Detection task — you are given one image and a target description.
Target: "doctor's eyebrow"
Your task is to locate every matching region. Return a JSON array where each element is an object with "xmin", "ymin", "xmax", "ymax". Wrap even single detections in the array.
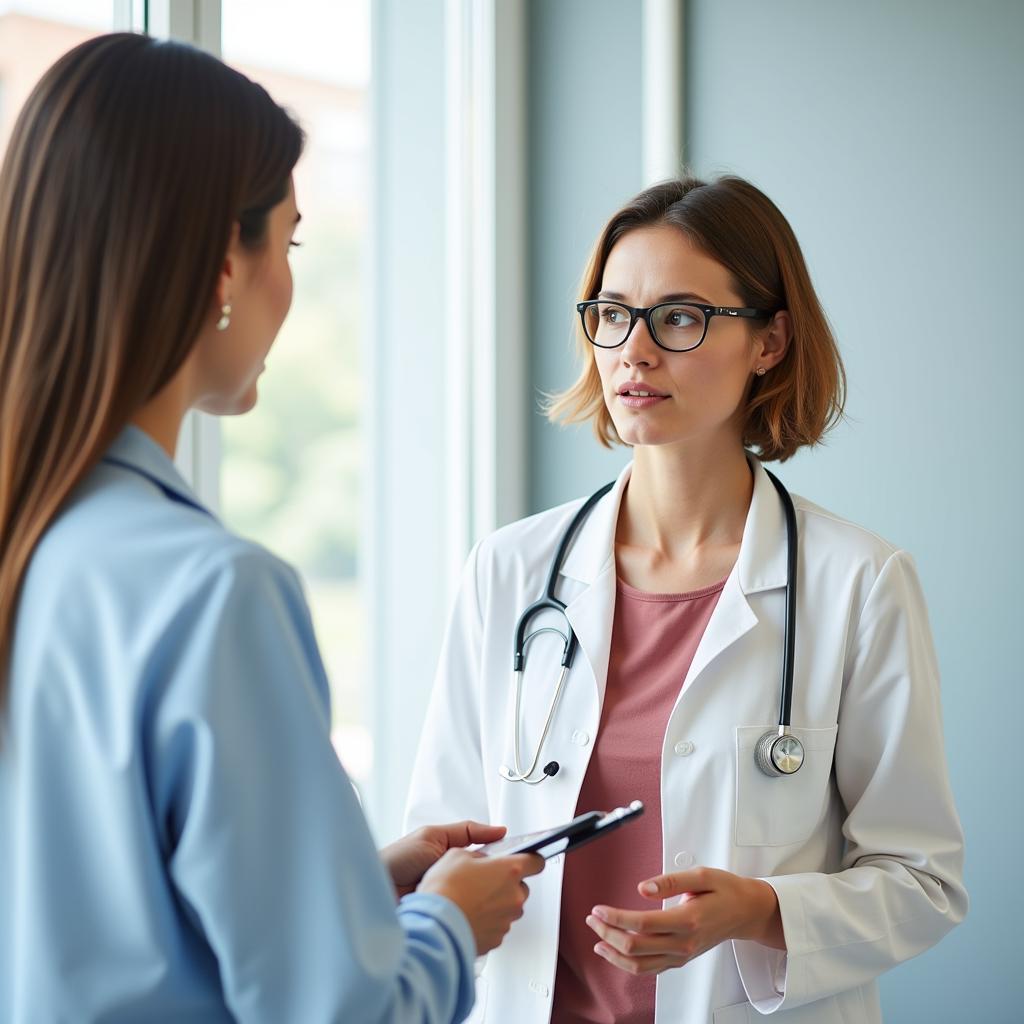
[{"xmin": 597, "ymin": 289, "xmax": 713, "ymax": 305}]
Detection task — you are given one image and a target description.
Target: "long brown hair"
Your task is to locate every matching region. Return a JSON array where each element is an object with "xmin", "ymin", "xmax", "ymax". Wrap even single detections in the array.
[
  {"xmin": 0, "ymin": 33, "xmax": 304, "ymax": 709},
  {"xmin": 547, "ymin": 175, "xmax": 846, "ymax": 460}
]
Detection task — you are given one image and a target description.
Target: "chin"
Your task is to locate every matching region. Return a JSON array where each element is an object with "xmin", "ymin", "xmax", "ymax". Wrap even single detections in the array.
[
  {"xmin": 197, "ymin": 386, "xmax": 259, "ymax": 417},
  {"xmin": 613, "ymin": 419, "xmax": 680, "ymax": 448},
  {"xmin": 235, "ymin": 385, "xmax": 260, "ymax": 414}
]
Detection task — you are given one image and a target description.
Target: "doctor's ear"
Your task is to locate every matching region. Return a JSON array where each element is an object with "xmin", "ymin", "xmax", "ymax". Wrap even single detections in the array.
[{"xmin": 754, "ymin": 310, "xmax": 792, "ymax": 373}]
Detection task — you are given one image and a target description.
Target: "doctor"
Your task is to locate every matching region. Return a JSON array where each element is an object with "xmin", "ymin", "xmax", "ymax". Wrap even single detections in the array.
[
  {"xmin": 406, "ymin": 175, "xmax": 967, "ymax": 1023},
  {"xmin": 0, "ymin": 34, "xmax": 542, "ymax": 1022}
]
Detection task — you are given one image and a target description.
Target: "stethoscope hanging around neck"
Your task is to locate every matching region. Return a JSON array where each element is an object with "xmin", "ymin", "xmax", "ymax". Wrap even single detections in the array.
[
  {"xmin": 754, "ymin": 470, "xmax": 805, "ymax": 777},
  {"xmin": 498, "ymin": 482, "xmax": 614, "ymax": 784},
  {"xmin": 498, "ymin": 468, "xmax": 804, "ymax": 785}
]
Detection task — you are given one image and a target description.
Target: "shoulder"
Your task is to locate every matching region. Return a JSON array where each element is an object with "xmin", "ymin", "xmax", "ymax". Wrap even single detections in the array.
[
  {"xmin": 444, "ymin": 493, "xmax": 600, "ymax": 616},
  {"xmin": 787, "ymin": 491, "xmax": 927, "ymax": 631},
  {"xmin": 791, "ymin": 491, "xmax": 901, "ymax": 569},
  {"xmin": 484, "ymin": 495, "xmax": 588, "ymax": 552},
  {"xmin": 29, "ymin": 460, "xmax": 305, "ymax": 625}
]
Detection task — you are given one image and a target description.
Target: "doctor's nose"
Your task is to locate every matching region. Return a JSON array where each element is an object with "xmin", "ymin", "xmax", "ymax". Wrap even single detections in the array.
[{"xmin": 620, "ymin": 317, "xmax": 661, "ymax": 369}]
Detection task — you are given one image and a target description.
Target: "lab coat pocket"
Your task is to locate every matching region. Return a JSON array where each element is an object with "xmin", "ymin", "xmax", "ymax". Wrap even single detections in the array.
[
  {"xmin": 712, "ymin": 1001, "xmax": 751, "ymax": 1024},
  {"xmin": 734, "ymin": 724, "xmax": 838, "ymax": 847},
  {"xmin": 714, "ymin": 997, "xmax": 850, "ymax": 1024}
]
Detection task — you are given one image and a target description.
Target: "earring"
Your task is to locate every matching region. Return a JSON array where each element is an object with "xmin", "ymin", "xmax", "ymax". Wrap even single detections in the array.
[
  {"xmin": 216, "ymin": 302, "xmax": 232, "ymax": 331},
  {"xmin": 755, "ymin": 366, "xmax": 766, "ymax": 376}
]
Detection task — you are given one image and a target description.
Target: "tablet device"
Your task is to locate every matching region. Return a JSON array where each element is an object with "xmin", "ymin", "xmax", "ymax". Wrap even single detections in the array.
[{"xmin": 481, "ymin": 801, "xmax": 644, "ymax": 859}]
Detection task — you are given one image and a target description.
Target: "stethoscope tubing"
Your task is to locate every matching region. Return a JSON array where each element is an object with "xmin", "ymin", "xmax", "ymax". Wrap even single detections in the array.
[
  {"xmin": 512, "ymin": 481, "xmax": 614, "ymax": 674},
  {"xmin": 764, "ymin": 469, "xmax": 797, "ymax": 729},
  {"xmin": 503, "ymin": 468, "xmax": 801, "ymax": 783}
]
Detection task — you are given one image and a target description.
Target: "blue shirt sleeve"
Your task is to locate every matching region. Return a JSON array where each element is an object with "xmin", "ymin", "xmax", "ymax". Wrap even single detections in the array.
[{"xmin": 142, "ymin": 542, "xmax": 476, "ymax": 1023}]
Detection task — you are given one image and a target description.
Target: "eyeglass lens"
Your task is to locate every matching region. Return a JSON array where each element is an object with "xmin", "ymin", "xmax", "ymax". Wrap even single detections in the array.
[{"xmin": 583, "ymin": 302, "xmax": 707, "ymax": 351}]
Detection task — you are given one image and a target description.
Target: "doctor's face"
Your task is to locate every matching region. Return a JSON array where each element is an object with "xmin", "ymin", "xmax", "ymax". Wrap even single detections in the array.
[{"xmin": 592, "ymin": 224, "xmax": 766, "ymax": 450}]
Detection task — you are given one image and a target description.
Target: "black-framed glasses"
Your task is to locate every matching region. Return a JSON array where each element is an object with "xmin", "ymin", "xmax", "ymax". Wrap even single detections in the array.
[{"xmin": 576, "ymin": 299, "xmax": 775, "ymax": 353}]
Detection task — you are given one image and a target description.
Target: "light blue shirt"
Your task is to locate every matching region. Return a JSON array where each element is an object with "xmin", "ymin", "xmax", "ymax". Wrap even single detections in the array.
[{"xmin": 0, "ymin": 427, "xmax": 475, "ymax": 1023}]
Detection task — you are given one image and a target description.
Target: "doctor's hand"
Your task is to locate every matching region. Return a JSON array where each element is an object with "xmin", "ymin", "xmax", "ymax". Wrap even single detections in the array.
[
  {"xmin": 585, "ymin": 867, "xmax": 785, "ymax": 976},
  {"xmin": 420, "ymin": 848, "xmax": 545, "ymax": 955},
  {"xmin": 380, "ymin": 820, "xmax": 509, "ymax": 899}
]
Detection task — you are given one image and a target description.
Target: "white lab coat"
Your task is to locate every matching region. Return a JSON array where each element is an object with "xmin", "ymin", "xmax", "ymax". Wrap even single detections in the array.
[{"xmin": 405, "ymin": 459, "xmax": 966, "ymax": 1024}]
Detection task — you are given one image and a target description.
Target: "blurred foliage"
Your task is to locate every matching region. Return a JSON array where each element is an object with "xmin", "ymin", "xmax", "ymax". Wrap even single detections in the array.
[
  {"xmin": 221, "ymin": 214, "xmax": 366, "ymax": 729},
  {"xmin": 222, "ymin": 215, "xmax": 362, "ymax": 578}
]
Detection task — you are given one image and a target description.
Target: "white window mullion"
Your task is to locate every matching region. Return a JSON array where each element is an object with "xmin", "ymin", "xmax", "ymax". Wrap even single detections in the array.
[
  {"xmin": 368, "ymin": 0, "xmax": 528, "ymax": 841},
  {"xmin": 113, "ymin": 0, "xmax": 145, "ymax": 30},
  {"xmin": 148, "ymin": 0, "xmax": 220, "ymax": 52},
  {"xmin": 444, "ymin": 0, "xmax": 473, "ymax": 594},
  {"xmin": 446, "ymin": 0, "xmax": 527, "ymax": 588},
  {"xmin": 485, "ymin": 0, "xmax": 527, "ymax": 533},
  {"xmin": 642, "ymin": 0, "xmax": 685, "ymax": 184}
]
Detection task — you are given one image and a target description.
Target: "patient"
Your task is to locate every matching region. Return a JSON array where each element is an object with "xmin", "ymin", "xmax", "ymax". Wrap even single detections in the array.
[{"xmin": 0, "ymin": 32, "xmax": 540, "ymax": 1022}]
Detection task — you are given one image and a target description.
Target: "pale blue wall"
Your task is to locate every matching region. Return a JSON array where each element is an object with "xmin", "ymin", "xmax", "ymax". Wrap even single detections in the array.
[
  {"xmin": 528, "ymin": 2, "xmax": 1022, "ymax": 1019},
  {"xmin": 528, "ymin": 0, "xmax": 638, "ymax": 505}
]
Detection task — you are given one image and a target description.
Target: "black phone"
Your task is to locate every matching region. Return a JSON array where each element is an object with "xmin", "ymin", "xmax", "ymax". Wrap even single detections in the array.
[{"xmin": 481, "ymin": 801, "xmax": 644, "ymax": 859}]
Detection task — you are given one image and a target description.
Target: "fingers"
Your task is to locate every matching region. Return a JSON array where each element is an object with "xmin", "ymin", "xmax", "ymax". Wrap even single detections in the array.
[
  {"xmin": 586, "ymin": 914, "xmax": 686, "ymax": 957},
  {"xmin": 638, "ymin": 866, "xmax": 715, "ymax": 900},
  {"xmin": 439, "ymin": 820, "xmax": 508, "ymax": 848},
  {"xmin": 514, "ymin": 882, "xmax": 529, "ymax": 919},
  {"xmin": 506, "ymin": 852, "xmax": 545, "ymax": 878},
  {"xmin": 590, "ymin": 905, "xmax": 665, "ymax": 934},
  {"xmin": 593, "ymin": 942, "xmax": 688, "ymax": 976}
]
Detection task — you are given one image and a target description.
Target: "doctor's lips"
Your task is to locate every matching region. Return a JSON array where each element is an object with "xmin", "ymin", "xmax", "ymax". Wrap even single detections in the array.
[{"xmin": 616, "ymin": 380, "xmax": 669, "ymax": 409}]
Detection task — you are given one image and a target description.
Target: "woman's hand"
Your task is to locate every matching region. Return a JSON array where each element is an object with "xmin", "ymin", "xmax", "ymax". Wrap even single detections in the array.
[
  {"xmin": 420, "ymin": 848, "xmax": 545, "ymax": 954},
  {"xmin": 585, "ymin": 867, "xmax": 785, "ymax": 976},
  {"xmin": 380, "ymin": 820, "xmax": 507, "ymax": 899}
]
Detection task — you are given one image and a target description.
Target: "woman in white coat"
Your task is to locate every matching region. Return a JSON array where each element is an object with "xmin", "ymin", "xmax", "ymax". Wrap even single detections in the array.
[{"xmin": 406, "ymin": 176, "xmax": 966, "ymax": 1024}]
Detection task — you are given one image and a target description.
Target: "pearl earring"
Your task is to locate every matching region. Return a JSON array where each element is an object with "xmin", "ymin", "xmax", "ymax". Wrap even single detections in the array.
[
  {"xmin": 755, "ymin": 366, "xmax": 766, "ymax": 376},
  {"xmin": 216, "ymin": 303, "xmax": 232, "ymax": 331}
]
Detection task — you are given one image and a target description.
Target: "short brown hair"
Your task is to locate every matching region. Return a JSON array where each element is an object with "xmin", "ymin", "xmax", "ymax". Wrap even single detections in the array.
[
  {"xmin": 546, "ymin": 175, "xmax": 845, "ymax": 461},
  {"xmin": 0, "ymin": 34, "xmax": 304, "ymax": 711}
]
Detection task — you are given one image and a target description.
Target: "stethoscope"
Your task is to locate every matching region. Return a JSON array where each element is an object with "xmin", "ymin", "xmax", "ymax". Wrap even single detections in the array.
[{"xmin": 498, "ymin": 470, "xmax": 805, "ymax": 784}]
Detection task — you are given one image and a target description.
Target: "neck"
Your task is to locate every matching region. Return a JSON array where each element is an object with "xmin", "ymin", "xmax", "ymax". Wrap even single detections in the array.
[
  {"xmin": 131, "ymin": 365, "xmax": 193, "ymax": 459},
  {"xmin": 619, "ymin": 438, "xmax": 753, "ymax": 558}
]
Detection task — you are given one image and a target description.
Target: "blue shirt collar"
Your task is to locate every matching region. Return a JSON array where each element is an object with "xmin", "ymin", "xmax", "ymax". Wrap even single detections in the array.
[{"xmin": 102, "ymin": 425, "xmax": 210, "ymax": 516}]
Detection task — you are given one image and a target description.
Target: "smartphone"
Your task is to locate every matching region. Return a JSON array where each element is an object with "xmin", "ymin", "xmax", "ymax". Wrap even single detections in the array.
[{"xmin": 481, "ymin": 801, "xmax": 644, "ymax": 859}]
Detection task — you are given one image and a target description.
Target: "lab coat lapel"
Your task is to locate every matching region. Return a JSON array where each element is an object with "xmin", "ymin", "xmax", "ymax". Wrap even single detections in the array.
[
  {"xmin": 679, "ymin": 458, "xmax": 789, "ymax": 695},
  {"xmin": 563, "ymin": 563, "xmax": 617, "ymax": 708},
  {"xmin": 554, "ymin": 458, "xmax": 790, "ymax": 708},
  {"xmin": 679, "ymin": 572, "xmax": 757, "ymax": 694}
]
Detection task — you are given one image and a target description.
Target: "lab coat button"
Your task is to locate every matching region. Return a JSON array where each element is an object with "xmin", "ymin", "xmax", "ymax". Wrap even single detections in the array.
[
  {"xmin": 571, "ymin": 730, "xmax": 590, "ymax": 746},
  {"xmin": 529, "ymin": 979, "xmax": 550, "ymax": 998},
  {"xmin": 674, "ymin": 851, "xmax": 695, "ymax": 869},
  {"xmin": 674, "ymin": 740, "xmax": 695, "ymax": 756}
]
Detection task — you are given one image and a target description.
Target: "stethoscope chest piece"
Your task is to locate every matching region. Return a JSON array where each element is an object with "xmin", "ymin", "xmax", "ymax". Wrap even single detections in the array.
[{"xmin": 755, "ymin": 728, "xmax": 805, "ymax": 777}]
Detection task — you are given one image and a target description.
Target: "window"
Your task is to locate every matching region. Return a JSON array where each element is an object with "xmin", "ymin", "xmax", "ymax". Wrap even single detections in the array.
[
  {"xmin": 0, "ymin": 2, "xmax": 115, "ymax": 156},
  {"xmin": 218, "ymin": 1, "xmax": 373, "ymax": 789}
]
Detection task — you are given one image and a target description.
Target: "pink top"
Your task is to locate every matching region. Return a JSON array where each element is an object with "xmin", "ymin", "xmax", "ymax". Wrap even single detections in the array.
[{"xmin": 551, "ymin": 575, "xmax": 726, "ymax": 1024}]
